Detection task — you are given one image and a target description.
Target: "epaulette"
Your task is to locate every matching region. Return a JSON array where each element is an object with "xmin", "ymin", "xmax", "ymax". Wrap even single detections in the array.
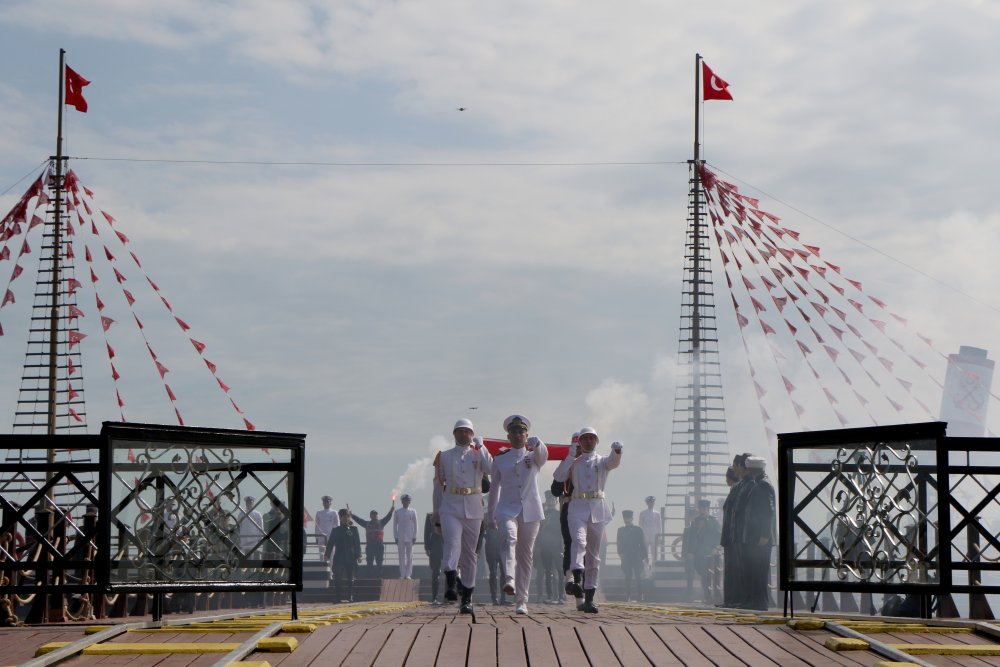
[{"xmin": 496, "ymin": 448, "xmax": 510, "ymax": 455}]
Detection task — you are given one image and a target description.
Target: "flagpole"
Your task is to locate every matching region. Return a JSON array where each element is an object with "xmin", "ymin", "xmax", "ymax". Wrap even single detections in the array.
[
  {"xmin": 690, "ymin": 53, "xmax": 704, "ymax": 503},
  {"xmin": 48, "ymin": 49, "xmax": 66, "ymax": 439}
]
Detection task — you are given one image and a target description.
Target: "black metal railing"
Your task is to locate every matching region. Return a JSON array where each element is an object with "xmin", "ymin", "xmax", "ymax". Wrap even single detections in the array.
[
  {"xmin": 779, "ymin": 421, "xmax": 1000, "ymax": 618},
  {"xmin": 0, "ymin": 421, "xmax": 305, "ymax": 622}
]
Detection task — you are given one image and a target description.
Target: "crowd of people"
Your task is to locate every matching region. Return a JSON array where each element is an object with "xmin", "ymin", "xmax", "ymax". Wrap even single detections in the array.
[{"xmin": 312, "ymin": 422, "xmax": 775, "ymax": 613}]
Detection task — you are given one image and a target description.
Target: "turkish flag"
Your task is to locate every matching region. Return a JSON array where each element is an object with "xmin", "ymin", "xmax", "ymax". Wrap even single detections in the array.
[
  {"xmin": 481, "ymin": 438, "xmax": 571, "ymax": 461},
  {"xmin": 702, "ymin": 61, "xmax": 733, "ymax": 101},
  {"xmin": 65, "ymin": 65, "xmax": 90, "ymax": 112}
]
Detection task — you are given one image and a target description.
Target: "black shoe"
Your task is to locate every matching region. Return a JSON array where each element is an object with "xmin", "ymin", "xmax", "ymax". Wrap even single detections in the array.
[
  {"xmin": 444, "ymin": 570, "xmax": 458, "ymax": 601},
  {"xmin": 580, "ymin": 588, "xmax": 598, "ymax": 614},
  {"xmin": 459, "ymin": 582, "xmax": 475, "ymax": 615},
  {"xmin": 566, "ymin": 569, "xmax": 583, "ymax": 597}
]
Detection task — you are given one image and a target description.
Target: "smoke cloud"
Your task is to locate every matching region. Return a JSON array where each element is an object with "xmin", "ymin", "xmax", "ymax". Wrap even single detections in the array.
[{"xmin": 390, "ymin": 435, "xmax": 450, "ymax": 500}]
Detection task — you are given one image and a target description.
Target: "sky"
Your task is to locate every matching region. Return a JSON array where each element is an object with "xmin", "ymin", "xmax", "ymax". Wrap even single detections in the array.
[{"xmin": 2, "ymin": 1, "xmax": 1000, "ymax": 531}]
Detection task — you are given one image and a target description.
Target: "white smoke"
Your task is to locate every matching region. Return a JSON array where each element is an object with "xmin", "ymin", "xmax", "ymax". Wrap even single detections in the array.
[
  {"xmin": 390, "ymin": 435, "xmax": 450, "ymax": 500},
  {"xmin": 584, "ymin": 378, "xmax": 650, "ymax": 435}
]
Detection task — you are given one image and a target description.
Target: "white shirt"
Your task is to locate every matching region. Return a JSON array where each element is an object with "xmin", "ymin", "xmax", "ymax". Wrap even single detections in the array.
[
  {"xmin": 238, "ymin": 508, "xmax": 264, "ymax": 548},
  {"xmin": 552, "ymin": 449, "xmax": 621, "ymax": 523},
  {"xmin": 488, "ymin": 441, "xmax": 549, "ymax": 523},
  {"xmin": 432, "ymin": 443, "xmax": 493, "ymax": 520},
  {"xmin": 393, "ymin": 506, "xmax": 418, "ymax": 542},
  {"xmin": 639, "ymin": 508, "xmax": 659, "ymax": 546},
  {"xmin": 315, "ymin": 508, "xmax": 340, "ymax": 538}
]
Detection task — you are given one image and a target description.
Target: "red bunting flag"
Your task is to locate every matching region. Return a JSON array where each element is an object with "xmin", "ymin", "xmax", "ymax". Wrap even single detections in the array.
[
  {"xmin": 65, "ymin": 65, "xmax": 90, "ymax": 112},
  {"xmin": 3, "ymin": 289, "xmax": 16, "ymax": 307},
  {"xmin": 702, "ymin": 61, "xmax": 733, "ymax": 101},
  {"xmin": 69, "ymin": 407, "xmax": 83, "ymax": 422}
]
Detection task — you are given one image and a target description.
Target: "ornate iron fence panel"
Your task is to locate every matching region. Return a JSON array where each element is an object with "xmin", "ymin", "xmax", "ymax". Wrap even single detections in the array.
[
  {"xmin": 778, "ymin": 422, "xmax": 947, "ymax": 595},
  {"xmin": 103, "ymin": 422, "xmax": 305, "ymax": 592},
  {"xmin": 0, "ymin": 422, "xmax": 305, "ymax": 597},
  {"xmin": 0, "ymin": 434, "xmax": 107, "ymax": 594},
  {"xmin": 940, "ymin": 437, "xmax": 1000, "ymax": 595}
]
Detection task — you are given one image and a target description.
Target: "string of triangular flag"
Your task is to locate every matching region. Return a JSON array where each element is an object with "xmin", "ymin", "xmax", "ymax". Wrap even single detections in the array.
[{"xmin": 699, "ymin": 164, "xmax": 985, "ymax": 431}]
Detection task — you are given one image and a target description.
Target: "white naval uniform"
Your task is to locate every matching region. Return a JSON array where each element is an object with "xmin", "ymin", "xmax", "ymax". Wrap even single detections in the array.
[
  {"xmin": 393, "ymin": 506, "xmax": 419, "ymax": 578},
  {"xmin": 638, "ymin": 508, "xmax": 659, "ymax": 563},
  {"xmin": 552, "ymin": 448, "xmax": 622, "ymax": 589},
  {"xmin": 315, "ymin": 508, "xmax": 340, "ymax": 556},
  {"xmin": 487, "ymin": 440, "xmax": 549, "ymax": 605},
  {"xmin": 239, "ymin": 508, "xmax": 265, "ymax": 551},
  {"xmin": 432, "ymin": 443, "xmax": 493, "ymax": 588}
]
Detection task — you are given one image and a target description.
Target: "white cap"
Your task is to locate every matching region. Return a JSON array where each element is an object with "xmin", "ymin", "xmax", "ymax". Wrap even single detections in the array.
[
  {"xmin": 578, "ymin": 426, "xmax": 599, "ymax": 443},
  {"xmin": 503, "ymin": 414, "xmax": 531, "ymax": 432},
  {"xmin": 453, "ymin": 418, "xmax": 475, "ymax": 433},
  {"xmin": 745, "ymin": 456, "xmax": 766, "ymax": 470}
]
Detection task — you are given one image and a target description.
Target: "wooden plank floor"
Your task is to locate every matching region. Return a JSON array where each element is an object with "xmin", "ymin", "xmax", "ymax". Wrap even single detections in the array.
[
  {"xmin": 12, "ymin": 602, "xmax": 1000, "ymax": 666},
  {"xmin": 241, "ymin": 602, "xmax": 896, "ymax": 666}
]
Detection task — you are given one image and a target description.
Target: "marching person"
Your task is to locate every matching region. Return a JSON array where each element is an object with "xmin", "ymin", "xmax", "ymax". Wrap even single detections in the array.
[
  {"xmin": 551, "ymin": 431, "xmax": 581, "ymax": 608},
  {"xmin": 739, "ymin": 456, "xmax": 775, "ymax": 611},
  {"xmin": 423, "ymin": 512, "xmax": 444, "ymax": 603},
  {"xmin": 617, "ymin": 510, "xmax": 648, "ymax": 601},
  {"xmin": 552, "ymin": 426, "xmax": 622, "ymax": 613},
  {"xmin": 352, "ymin": 502, "xmax": 395, "ymax": 578},
  {"xmin": 432, "ymin": 418, "xmax": 493, "ymax": 615},
  {"xmin": 314, "ymin": 495, "xmax": 339, "ymax": 557},
  {"xmin": 487, "ymin": 414, "xmax": 549, "ymax": 615},
  {"xmin": 325, "ymin": 508, "xmax": 362, "ymax": 602},
  {"xmin": 638, "ymin": 495, "xmax": 660, "ymax": 564},
  {"xmin": 393, "ymin": 494, "xmax": 418, "ymax": 579}
]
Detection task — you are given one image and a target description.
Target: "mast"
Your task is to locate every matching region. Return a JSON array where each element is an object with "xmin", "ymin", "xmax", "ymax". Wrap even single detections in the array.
[
  {"xmin": 663, "ymin": 54, "xmax": 731, "ymax": 562},
  {"xmin": 48, "ymin": 49, "xmax": 66, "ymax": 439}
]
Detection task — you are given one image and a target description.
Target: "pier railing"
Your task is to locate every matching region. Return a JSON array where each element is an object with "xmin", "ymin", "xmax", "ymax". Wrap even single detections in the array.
[
  {"xmin": 0, "ymin": 421, "xmax": 305, "ymax": 622},
  {"xmin": 778, "ymin": 421, "xmax": 1000, "ymax": 618}
]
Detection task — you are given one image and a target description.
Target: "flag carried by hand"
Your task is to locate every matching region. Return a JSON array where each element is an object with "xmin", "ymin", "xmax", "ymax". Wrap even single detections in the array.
[
  {"xmin": 65, "ymin": 65, "xmax": 90, "ymax": 112},
  {"xmin": 702, "ymin": 61, "xmax": 733, "ymax": 101}
]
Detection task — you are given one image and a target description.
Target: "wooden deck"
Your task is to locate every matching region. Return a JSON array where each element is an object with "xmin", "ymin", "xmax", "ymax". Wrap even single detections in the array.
[
  {"xmin": 236, "ymin": 602, "xmax": 904, "ymax": 666},
  {"xmin": 11, "ymin": 601, "xmax": 1000, "ymax": 665}
]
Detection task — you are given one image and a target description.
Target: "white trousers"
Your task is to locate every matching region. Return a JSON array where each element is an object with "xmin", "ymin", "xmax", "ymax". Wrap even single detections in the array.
[
  {"xmin": 500, "ymin": 515, "xmax": 540, "ymax": 604},
  {"xmin": 397, "ymin": 541, "xmax": 414, "ymax": 578},
  {"xmin": 569, "ymin": 515, "xmax": 607, "ymax": 590},
  {"xmin": 441, "ymin": 513, "xmax": 481, "ymax": 588}
]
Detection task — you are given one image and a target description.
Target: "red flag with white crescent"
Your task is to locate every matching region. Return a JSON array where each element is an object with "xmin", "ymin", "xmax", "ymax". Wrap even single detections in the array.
[{"xmin": 702, "ymin": 61, "xmax": 733, "ymax": 101}]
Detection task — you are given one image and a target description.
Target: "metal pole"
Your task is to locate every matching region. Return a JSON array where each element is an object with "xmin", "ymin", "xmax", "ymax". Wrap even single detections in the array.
[
  {"xmin": 691, "ymin": 53, "xmax": 703, "ymax": 502},
  {"xmin": 48, "ymin": 49, "xmax": 66, "ymax": 440}
]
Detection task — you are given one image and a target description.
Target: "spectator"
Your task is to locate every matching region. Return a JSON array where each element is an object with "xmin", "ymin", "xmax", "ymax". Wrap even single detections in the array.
[
  {"xmin": 617, "ymin": 510, "xmax": 647, "ymax": 602},
  {"xmin": 352, "ymin": 502, "xmax": 395, "ymax": 578}
]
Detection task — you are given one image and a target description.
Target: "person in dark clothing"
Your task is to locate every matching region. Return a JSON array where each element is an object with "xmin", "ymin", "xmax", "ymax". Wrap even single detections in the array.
[
  {"xmin": 424, "ymin": 512, "xmax": 444, "ymax": 603},
  {"xmin": 352, "ymin": 502, "xmax": 395, "ymax": 578},
  {"xmin": 739, "ymin": 456, "xmax": 775, "ymax": 611},
  {"xmin": 534, "ymin": 492, "xmax": 563, "ymax": 603},
  {"xmin": 483, "ymin": 522, "xmax": 508, "ymax": 605},
  {"xmin": 325, "ymin": 509, "xmax": 362, "ymax": 602},
  {"xmin": 552, "ymin": 432, "xmax": 582, "ymax": 608},
  {"xmin": 616, "ymin": 510, "xmax": 647, "ymax": 601},
  {"xmin": 682, "ymin": 498, "xmax": 722, "ymax": 602},
  {"xmin": 720, "ymin": 454, "xmax": 751, "ymax": 607}
]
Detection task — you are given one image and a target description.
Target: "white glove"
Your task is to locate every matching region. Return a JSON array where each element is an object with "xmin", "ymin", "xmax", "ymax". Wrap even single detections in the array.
[
  {"xmin": 611, "ymin": 441, "xmax": 623, "ymax": 453},
  {"xmin": 472, "ymin": 436, "xmax": 483, "ymax": 448},
  {"xmin": 526, "ymin": 436, "xmax": 542, "ymax": 451}
]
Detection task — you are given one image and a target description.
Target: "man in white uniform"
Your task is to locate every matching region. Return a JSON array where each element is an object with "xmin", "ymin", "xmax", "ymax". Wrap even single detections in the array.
[
  {"xmin": 315, "ymin": 495, "xmax": 339, "ymax": 558},
  {"xmin": 393, "ymin": 494, "xmax": 418, "ymax": 578},
  {"xmin": 639, "ymin": 495, "xmax": 660, "ymax": 565},
  {"xmin": 238, "ymin": 495, "xmax": 265, "ymax": 553},
  {"xmin": 552, "ymin": 426, "xmax": 622, "ymax": 613},
  {"xmin": 487, "ymin": 414, "xmax": 549, "ymax": 615},
  {"xmin": 432, "ymin": 418, "xmax": 493, "ymax": 614}
]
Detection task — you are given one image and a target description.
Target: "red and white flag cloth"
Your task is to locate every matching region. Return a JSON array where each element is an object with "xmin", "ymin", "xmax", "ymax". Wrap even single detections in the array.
[
  {"xmin": 702, "ymin": 61, "xmax": 733, "ymax": 101},
  {"xmin": 65, "ymin": 65, "xmax": 90, "ymax": 112}
]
